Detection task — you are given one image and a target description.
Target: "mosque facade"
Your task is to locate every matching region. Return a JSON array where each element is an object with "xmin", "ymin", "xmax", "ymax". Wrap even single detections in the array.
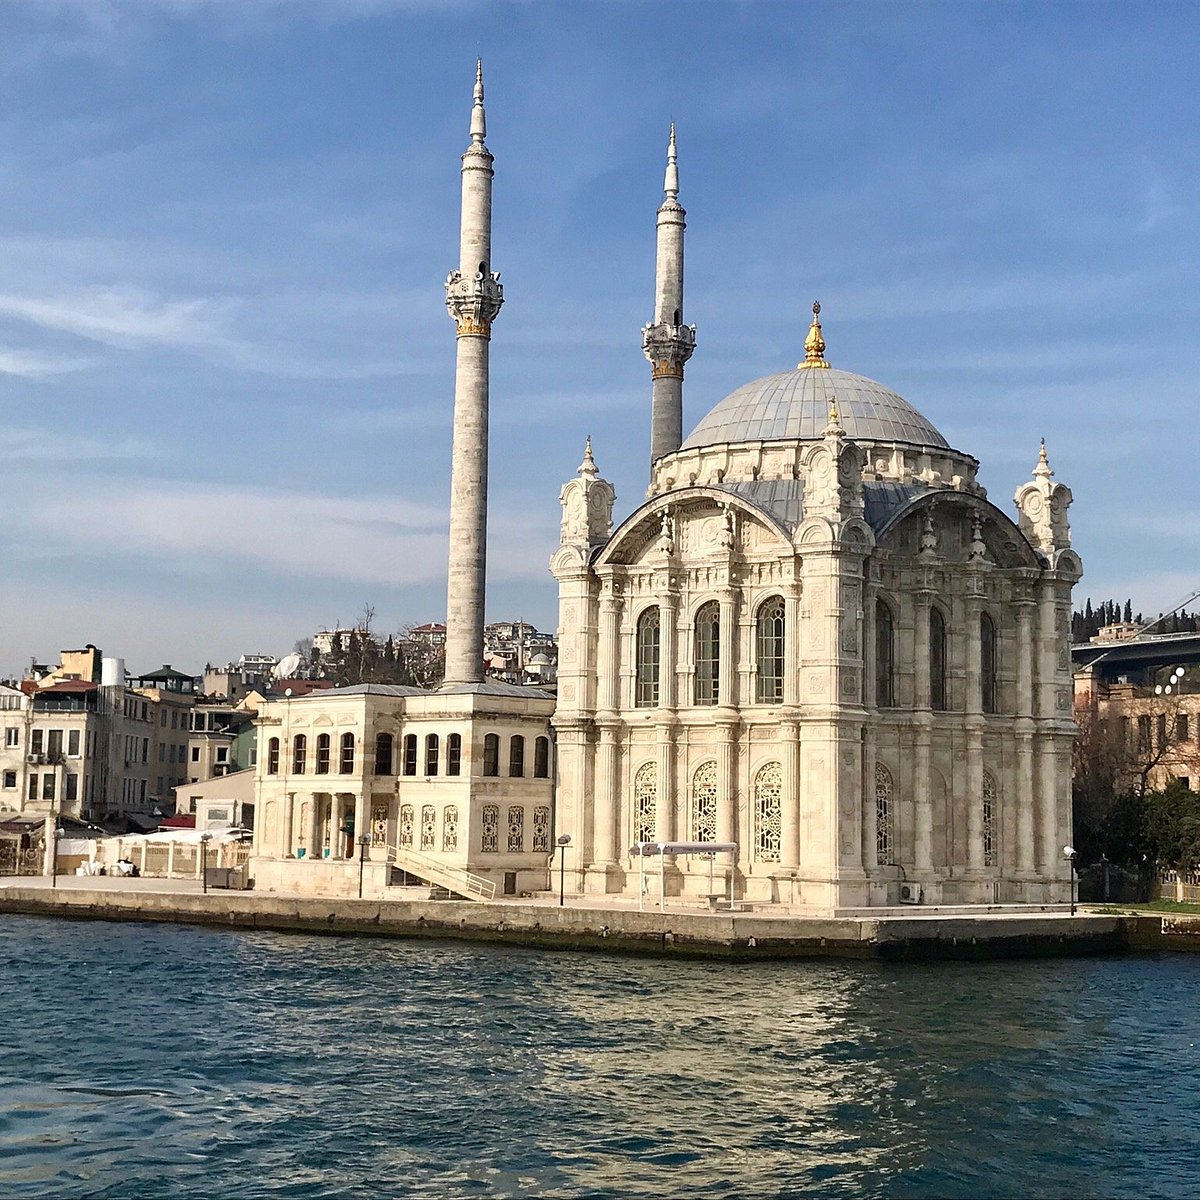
[{"xmin": 552, "ymin": 133, "xmax": 1082, "ymax": 909}]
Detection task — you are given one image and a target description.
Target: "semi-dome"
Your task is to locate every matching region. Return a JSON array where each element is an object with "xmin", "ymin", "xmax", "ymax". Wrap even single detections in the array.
[{"xmin": 680, "ymin": 304, "xmax": 949, "ymax": 452}]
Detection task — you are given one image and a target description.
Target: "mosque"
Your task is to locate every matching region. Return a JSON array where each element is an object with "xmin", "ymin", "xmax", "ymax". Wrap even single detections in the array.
[{"xmin": 251, "ymin": 65, "xmax": 1080, "ymax": 911}]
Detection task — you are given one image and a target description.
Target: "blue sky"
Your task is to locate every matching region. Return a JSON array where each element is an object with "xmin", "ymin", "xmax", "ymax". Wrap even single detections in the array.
[{"xmin": 0, "ymin": 0, "xmax": 1197, "ymax": 675}]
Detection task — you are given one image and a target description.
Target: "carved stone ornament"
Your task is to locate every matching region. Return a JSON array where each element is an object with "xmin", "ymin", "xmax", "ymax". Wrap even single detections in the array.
[
  {"xmin": 445, "ymin": 268, "xmax": 504, "ymax": 336},
  {"xmin": 642, "ymin": 320, "xmax": 696, "ymax": 378}
]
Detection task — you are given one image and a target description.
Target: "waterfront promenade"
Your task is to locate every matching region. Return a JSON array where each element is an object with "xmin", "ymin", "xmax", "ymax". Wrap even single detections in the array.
[{"xmin": 1, "ymin": 875, "xmax": 1190, "ymax": 960}]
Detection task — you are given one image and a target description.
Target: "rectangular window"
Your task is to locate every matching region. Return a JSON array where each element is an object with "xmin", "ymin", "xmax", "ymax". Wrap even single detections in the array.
[
  {"xmin": 1138, "ymin": 715, "xmax": 1151, "ymax": 753},
  {"xmin": 65, "ymin": 773, "xmax": 78, "ymax": 802},
  {"xmin": 31, "ymin": 729, "xmax": 44, "ymax": 755},
  {"xmin": 171, "ymin": 711, "xmax": 178, "ymax": 730},
  {"xmin": 483, "ymin": 734, "xmax": 499, "ymax": 778},
  {"xmin": 1157, "ymin": 713, "xmax": 1167, "ymax": 751},
  {"xmin": 28, "ymin": 774, "xmax": 37, "ymax": 800},
  {"xmin": 191, "ymin": 746, "xmax": 201, "ymax": 763},
  {"xmin": 5, "ymin": 726, "xmax": 18, "ymax": 748},
  {"xmin": 2, "ymin": 770, "xmax": 15, "ymax": 789},
  {"xmin": 216, "ymin": 747, "xmax": 228, "ymax": 763},
  {"xmin": 161, "ymin": 710, "xmax": 167, "ymax": 726},
  {"xmin": 67, "ymin": 729, "xmax": 80, "ymax": 756},
  {"xmin": 43, "ymin": 774, "xmax": 55, "ymax": 801},
  {"xmin": 403, "ymin": 735, "xmax": 417, "ymax": 777},
  {"xmin": 1177, "ymin": 714, "xmax": 1190, "ymax": 743},
  {"xmin": 447, "ymin": 734, "xmax": 462, "ymax": 777},
  {"xmin": 142, "ymin": 738, "xmax": 149, "ymax": 763},
  {"xmin": 47, "ymin": 729, "xmax": 63, "ymax": 759}
]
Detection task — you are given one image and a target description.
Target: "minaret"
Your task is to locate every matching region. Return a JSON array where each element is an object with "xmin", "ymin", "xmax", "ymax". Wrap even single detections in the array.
[
  {"xmin": 443, "ymin": 60, "xmax": 503, "ymax": 687},
  {"xmin": 642, "ymin": 123, "xmax": 696, "ymax": 473}
]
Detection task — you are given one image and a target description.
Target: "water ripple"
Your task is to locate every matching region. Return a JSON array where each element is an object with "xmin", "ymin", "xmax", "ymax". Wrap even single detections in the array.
[{"xmin": 1, "ymin": 916, "xmax": 1198, "ymax": 1198}]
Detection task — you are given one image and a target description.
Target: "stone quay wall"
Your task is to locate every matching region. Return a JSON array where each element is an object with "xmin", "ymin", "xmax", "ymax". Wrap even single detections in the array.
[{"xmin": 2, "ymin": 886, "xmax": 1190, "ymax": 961}]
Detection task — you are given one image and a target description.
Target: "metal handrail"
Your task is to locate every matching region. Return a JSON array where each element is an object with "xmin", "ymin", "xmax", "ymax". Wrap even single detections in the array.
[{"xmin": 384, "ymin": 843, "xmax": 496, "ymax": 901}]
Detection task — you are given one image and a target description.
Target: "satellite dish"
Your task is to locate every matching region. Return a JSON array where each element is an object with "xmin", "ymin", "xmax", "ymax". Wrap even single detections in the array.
[{"xmin": 273, "ymin": 653, "xmax": 302, "ymax": 680}]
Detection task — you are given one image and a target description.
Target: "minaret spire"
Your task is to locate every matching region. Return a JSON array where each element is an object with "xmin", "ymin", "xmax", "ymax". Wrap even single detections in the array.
[
  {"xmin": 443, "ymin": 61, "xmax": 504, "ymax": 688},
  {"xmin": 642, "ymin": 123, "xmax": 696, "ymax": 476}
]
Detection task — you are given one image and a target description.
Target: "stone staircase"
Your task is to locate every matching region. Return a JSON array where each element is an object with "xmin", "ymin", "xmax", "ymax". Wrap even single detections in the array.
[{"xmin": 384, "ymin": 845, "xmax": 496, "ymax": 902}]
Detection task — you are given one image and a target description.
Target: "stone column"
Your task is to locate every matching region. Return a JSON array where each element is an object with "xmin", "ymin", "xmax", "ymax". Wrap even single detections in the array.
[
  {"xmin": 862, "ymin": 726, "xmax": 878, "ymax": 870},
  {"xmin": 353, "ymin": 792, "xmax": 367, "ymax": 860},
  {"xmin": 914, "ymin": 593, "xmax": 931, "ymax": 710},
  {"xmin": 443, "ymin": 64, "xmax": 503, "ymax": 687},
  {"xmin": 780, "ymin": 719, "xmax": 801, "ymax": 868},
  {"xmin": 656, "ymin": 727, "xmax": 676, "ymax": 843},
  {"xmin": 593, "ymin": 727, "xmax": 619, "ymax": 867},
  {"xmin": 718, "ymin": 589, "xmax": 737, "ymax": 708},
  {"xmin": 596, "ymin": 582, "xmax": 622, "ymax": 712},
  {"xmin": 304, "ymin": 794, "xmax": 319, "ymax": 860},
  {"xmin": 659, "ymin": 593, "xmax": 679, "ymax": 710},
  {"xmin": 282, "ymin": 791, "xmax": 295, "ymax": 858},
  {"xmin": 717, "ymin": 724, "xmax": 736, "ymax": 845},
  {"xmin": 965, "ymin": 596, "xmax": 984, "ymax": 872},
  {"xmin": 783, "ymin": 586, "xmax": 801, "ymax": 708},
  {"xmin": 1015, "ymin": 598, "xmax": 1036, "ymax": 874}
]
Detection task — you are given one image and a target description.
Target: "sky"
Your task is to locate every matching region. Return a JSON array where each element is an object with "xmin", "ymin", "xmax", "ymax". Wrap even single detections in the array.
[{"xmin": 0, "ymin": 0, "xmax": 1198, "ymax": 676}]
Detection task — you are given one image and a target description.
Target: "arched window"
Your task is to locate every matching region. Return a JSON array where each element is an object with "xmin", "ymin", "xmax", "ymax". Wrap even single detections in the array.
[
  {"xmin": 481, "ymin": 804, "xmax": 499, "ymax": 852},
  {"xmin": 442, "ymin": 805, "xmax": 459, "ymax": 851},
  {"xmin": 292, "ymin": 734, "xmax": 307, "ymax": 775},
  {"xmin": 315, "ymin": 733, "xmax": 331, "ymax": 775},
  {"xmin": 402, "ymin": 734, "xmax": 417, "ymax": 776},
  {"xmin": 399, "ymin": 803, "xmax": 414, "ymax": 848},
  {"xmin": 267, "ymin": 737, "xmax": 280, "ymax": 775},
  {"xmin": 373, "ymin": 733, "xmax": 393, "ymax": 776},
  {"xmin": 339, "ymin": 732, "xmax": 355, "ymax": 774},
  {"xmin": 875, "ymin": 763, "xmax": 894, "ymax": 865},
  {"xmin": 420, "ymin": 804, "xmax": 436, "ymax": 850},
  {"xmin": 930, "ymin": 607, "xmax": 947, "ymax": 711},
  {"xmin": 509, "ymin": 735, "xmax": 525, "ymax": 777},
  {"xmin": 424, "ymin": 734, "xmax": 439, "ymax": 777},
  {"xmin": 754, "ymin": 762, "xmax": 782, "ymax": 862},
  {"xmin": 447, "ymin": 733, "xmax": 462, "ymax": 776},
  {"xmin": 983, "ymin": 771, "xmax": 998, "ymax": 867},
  {"xmin": 533, "ymin": 736, "xmax": 550, "ymax": 779},
  {"xmin": 755, "ymin": 595, "xmax": 785, "ymax": 704},
  {"xmin": 981, "ymin": 613, "xmax": 998, "ymax": 714},
  {"xmin": 694, "ymin": 601, "xmax": 720, "ymax": 705},
  {"xmin": 532, "ymin": 806, "xmax": 550, "ymax": 852},
  {"xmin": 634, "ymin": 762, "xmax": 657, "ymax": 844},
  {"xmin": 507, "ymin": 806, "xmax": 524, "ymax": 852},
  {"xmin": 875, "ymin": 600, "xmax": 895, "ymax": 708},
  {"xmin": 483, "ymin": 734, "xmax": 500, "ymax": 777},
  {"xmin": 635, "ymin": 607, "xmax": 661, "ymax": 707},
  {"xmin": 691, "ymin": 761, "xmax": 718, "ymax": 842}
]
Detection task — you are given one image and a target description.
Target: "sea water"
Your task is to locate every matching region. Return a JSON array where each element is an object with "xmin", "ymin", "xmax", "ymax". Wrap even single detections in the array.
[{"xmin": 1, "ymin": 915, "xmax": 1197, "ymax": 1198}]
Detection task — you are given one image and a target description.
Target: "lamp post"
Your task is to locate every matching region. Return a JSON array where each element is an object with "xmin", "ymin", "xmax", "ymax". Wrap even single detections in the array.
[
  {"xmin": 357, "ymin": 833, "xmax": 370, "ymax": 899},
  {"xmin": 1063, "ymin": 845, "xmax": 1078, "ymax": 916},
  {"xmin": 51, "ymin": 822, "xmax": 61, "ymax": 890},
  {"xmin": 556, "ymin": 833, "xmax": 571, "ymax": 907},
  {"xmin": 200, "ymin": 832, "xmax": 213, "ymax": 895}
]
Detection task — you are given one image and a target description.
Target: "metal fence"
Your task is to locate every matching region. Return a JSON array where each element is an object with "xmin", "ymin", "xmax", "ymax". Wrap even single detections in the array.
[
  {"xmin": 0, "ymin": 837, "xmax": 43, "ymax": 877},
  {"xmin": 1157, "ymin": 870, "xmax": 1200, "ymax": 904}
]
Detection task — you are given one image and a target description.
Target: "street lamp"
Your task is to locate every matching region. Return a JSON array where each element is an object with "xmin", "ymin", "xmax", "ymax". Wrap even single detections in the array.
[
  {"xmin": 51, "ymin": 823, "xmax": 62, "ymax": 891},
  {"xmin": 1063, "ymin": 845, "xmax": 1078, "ymax": 916},
  {"xmin": 357, "ymin": 833, "xmax": 370, "ymax": 899},
  {"xmin": 556, "ymin": 833, "xmax": 571, "ymax": 907},
  {"xmin": 200, "ymin": 832, "xmax": 213, "ymax": 895}
]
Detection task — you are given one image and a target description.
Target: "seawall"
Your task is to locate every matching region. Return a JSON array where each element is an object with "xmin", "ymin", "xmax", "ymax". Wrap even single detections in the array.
[{"xmin": 2, "ymin": 886, "xmax": 1190, "ymax": 961}]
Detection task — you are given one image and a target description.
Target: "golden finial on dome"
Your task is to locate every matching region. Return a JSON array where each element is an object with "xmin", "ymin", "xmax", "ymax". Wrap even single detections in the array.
[{"xmin": 799, "ymin": 300, "xmax": 830, "ymax": 369}]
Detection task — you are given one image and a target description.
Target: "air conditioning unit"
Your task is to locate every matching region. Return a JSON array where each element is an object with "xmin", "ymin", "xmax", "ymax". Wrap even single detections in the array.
[
  {"xmin": 26, "ymin": 754, "xmax": 46, "ymax": 765},
  {"xmin": 899, "ymin": 882, "xmax": 923, "ymax": 905}
]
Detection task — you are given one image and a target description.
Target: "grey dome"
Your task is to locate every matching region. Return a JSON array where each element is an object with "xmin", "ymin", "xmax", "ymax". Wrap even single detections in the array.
[{"xmin": 681, "ymin": 367, "xmax": 949, "ymax": 451}]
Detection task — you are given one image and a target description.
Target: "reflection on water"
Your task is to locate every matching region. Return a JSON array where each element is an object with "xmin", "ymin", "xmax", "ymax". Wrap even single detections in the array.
[{"xmin": 1, "ymin": 915, "xmax": 1197, "ymax": 1198}]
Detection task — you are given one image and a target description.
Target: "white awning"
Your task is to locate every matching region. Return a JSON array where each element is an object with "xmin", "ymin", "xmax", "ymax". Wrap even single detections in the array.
[{"xmin": 628, "ymin": 841, "xmax": 738, "ymax": 856}]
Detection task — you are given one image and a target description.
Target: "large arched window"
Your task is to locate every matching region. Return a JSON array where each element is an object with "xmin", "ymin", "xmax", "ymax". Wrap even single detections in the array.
[
  {"xmin": 875, "ymin": 763, "xmax": 894, "ymax": 865},
  {"xmin": 402, "ymin": 734, "xmax": 417, "ymax": 776},
  {"xmin": 930, "ymin": 606, "xmax": 947, "ymax": 711},
  {"xmin": 981, "ymin": 613, "xmax": 998, "ymax": 714},
  {"xmin": 267, "ymin": 737, "xmax": 280, "ymax": 775},
  {"xmin": 635, "ymin": 607, "xmax": 661, "ymax": 708},
  {"xmin": 315, "ymin": 733, "xmax": 331, "ymax": 774},
  {"xmin": 982, "ymin": 771, "xmax": 998, "ymax": 867},
  {"xmin": 690, "ymin": 761, "xmax": 718, "ymax": 842},
  {"xmin": 483, "ymin": 734, "xmax": 500, "ymax": 777},
  {"xmin": 292, "ymin": 734, "xmax": 307, "ymax": 775},
  {"xmin": 754, "ymin": 761, "xmax": 782, "ymax": 862},
  {"xmin": 694, "ymin": 601, "xmax": 720, "ymax": 705},
  {"xmin": 339, "ymin": 733, "xmax": 355, "ymax": 774},
  {"xmin": 509, "ymin": 735, "xmax": 525, "ymax": 777},
  {"xmin": 373, "ymin": 733, "xmax": 393, "ymax": 776},
  {"xmin": 424, "ymin": 734, "xmax": 439, "ymax": 777},
  {"xmin": 755, "ymin": 596, "xmax": 785, "ymax": 704},
  {"xmin": 533, "ymin": 736, "xmax": 550, "ymax": 779},
  {"xmin": 442, "ymin": 805, "xmax": 459, "ymax": 851},
  {"xmin": 399, "ymin": 803, "xmax": 415, "ymax": 848},
  {"xmin": 875, "ymin": 600, "xmax": 896, "ymax": 708},
  {"xmin": 447, "ymin": 733, "xmax": 462, "ymax": 777},
  {"xmin": 634, "ymin": 761, "xmax": 657, "ymax": 844}
]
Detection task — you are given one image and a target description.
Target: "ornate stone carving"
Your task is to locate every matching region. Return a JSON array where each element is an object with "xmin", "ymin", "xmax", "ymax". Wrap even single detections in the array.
[
  {"xmin": 445, "ymin": 268, "xmax": 503, "ymax": 337},
  {"xmin": 642, "ymin": 320, "xmax": 696, "ymax": 378}
]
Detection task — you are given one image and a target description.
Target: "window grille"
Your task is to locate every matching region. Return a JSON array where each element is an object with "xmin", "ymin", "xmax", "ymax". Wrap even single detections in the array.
[
  {"xmin": 442, "ymin": 805, "xmax": 459, "ymax": 852},
  {"xmin": 636, "ymin": 607, "xmax": 661, "ymax": 707},
  {"xmin": 754, "ymin": 761, "xmax": 783, "ymax": 862},
  {"xmin": 694, "ymin": 601, "xmax": 720, "ymax": 705},
  {"xmin": 533, "ymin": 806, "xmax": 550, "ymax": 852},
  {"xmin": 421, "ymin": 804, "xmax": 436, "ymax": 851},
  {"xmin": 481, "ymin": 804, "xmax": 499, "ymax": 852},
  {"xmin": 875, "ymin": 763, "xmax": 894, "ymax": 864},
  {"xmin": 983, "ymin": 772, "xmax": 998, "ymax": 867},
  {"xmin": 399, "ymin": 803, "xmax": 415, "ymax": 848},
  {"xmin": 371, "ymin": 803, "xmax": 388, "ymax": 847},
  {"xmin": 876, "ymin": 601, "xmax": 895, "ymax": 708},
  {"xmin": 691, "ymin": 761, "xmax": 718, "ymax": 841},
  {"xmin": 507, "ymin": 806, "xmax": 525, "ymax": 852},
  {"xmin": 634, "ymin": 762, "xmax": 657, "ymax": 844}
]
